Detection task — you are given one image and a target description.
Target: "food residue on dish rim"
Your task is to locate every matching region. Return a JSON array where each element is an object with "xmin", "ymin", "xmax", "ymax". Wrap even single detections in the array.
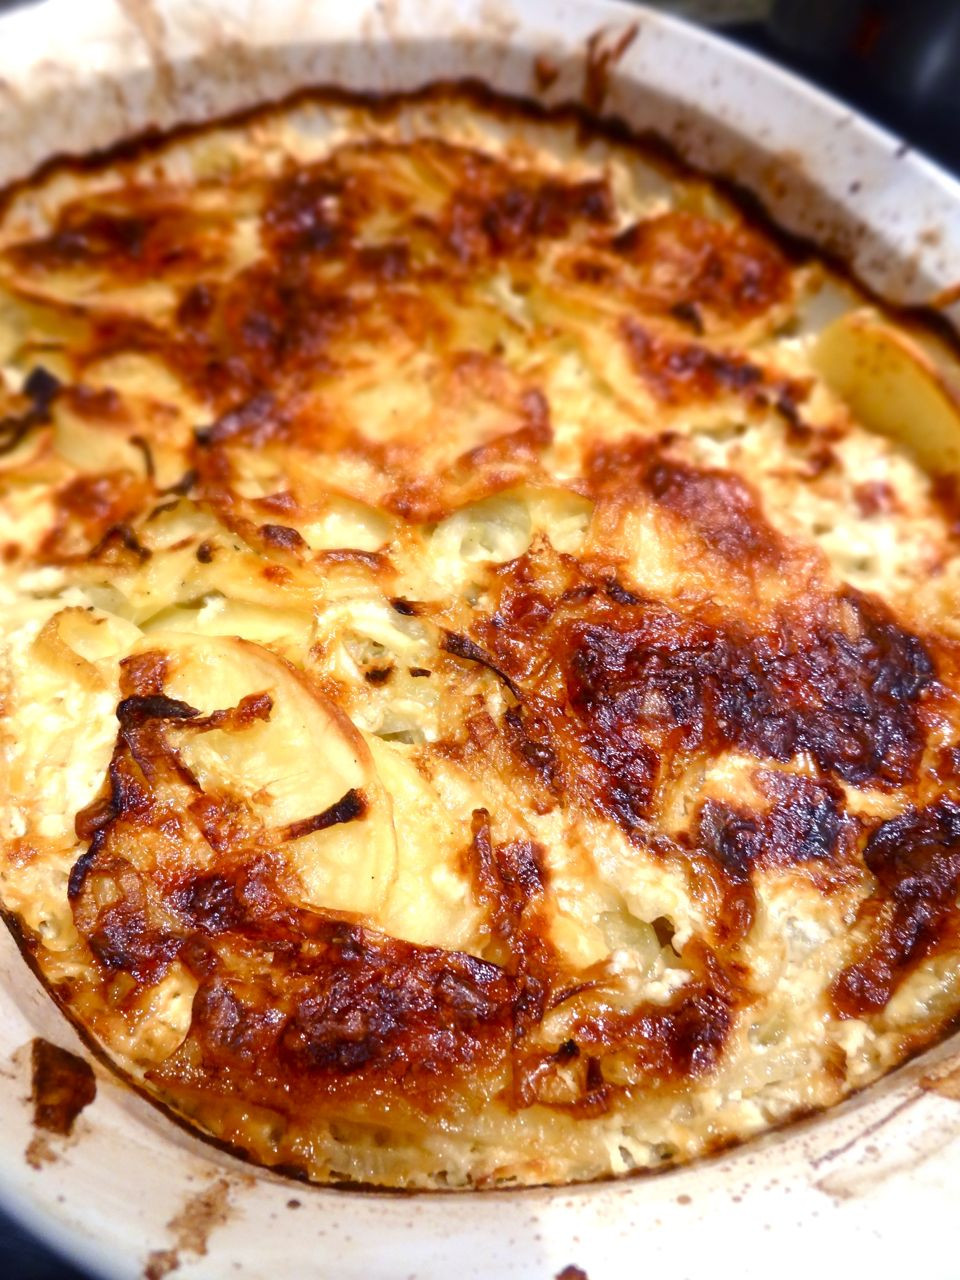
[
  {"xmin": 920, "ymin": 1059, "xmax": 960, "ymax": 1100},
  {"xmin": 143, "ymin": 1177, "xmax": 233, "ymax": 1280},
  {"xmin": 25, "ymin": 1036, "xmax": 96, "ymax": 1168},
  {"xmin": 582, "ymin": 22, "xmax": 639, "ymax": 114}
]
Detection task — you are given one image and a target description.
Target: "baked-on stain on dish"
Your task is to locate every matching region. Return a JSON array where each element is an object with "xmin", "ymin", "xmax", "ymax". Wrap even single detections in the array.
[
  {"xmin": 25, "ymin": 1037, "xmax": 96, "ymax": 1169},
  {"xmin": 921, "ymin": 1060, "xmax": 960, "ymax": 1100},
  {"xmin": 2, "ymin": 84, "xmax": 960, "ymax": 1191},
  {"xmin": 582, "ymin": 22, "xmax": 638, "ymax": 114},
  {"xmin": 143, "ymin": 1177, "xmax": 232, "ymax": 1280},
  {"xmin": 30, "ymin": 1038, "xmax": 96, "ymax": 1136}
]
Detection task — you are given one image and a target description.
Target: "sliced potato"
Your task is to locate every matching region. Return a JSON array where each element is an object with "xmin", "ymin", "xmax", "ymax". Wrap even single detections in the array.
[
  {"xmin": 75, "ymin": 500, "xmax": 320, "ymax": 623},
  {"xmin": 813, "ymin": 308, "xmax": 960, "ymax": 474},
  {"xmin": 142, "ymin": 596, "xmax": 314, "ymax": 666},
  {"xmin": 52, "ymin": 399, "xmax": 146, "ymax": 476},
  {"xmin": 365, "ymin": 736, "xmax": 485, "ymax": 953},
  {"xmin": 149, "ymin": 632, "xmax": 398, "ymax": 919},
  {"xmin": 0, "ymin": 602, "xmax": 140, "ymax": 858}
]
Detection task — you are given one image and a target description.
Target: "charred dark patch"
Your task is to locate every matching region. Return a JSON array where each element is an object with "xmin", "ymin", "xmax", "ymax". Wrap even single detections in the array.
[
  {"xmin": 603, "ymin": 578, "xmax": 643, "ymax": 606},
  {"xmin": 42, "ymin": 471, "xmax": 150, "ymax": 564},
  {"xmin": 189, "ymin": 692, "xmax": 274, "ymax": 734},
  {"xmin": 262, "ymin": 166, "xmax": 346, "ymax": 258},
  {"xmin": 565, "ymin": 588, "xmax": 933, "ymax": 815},
  {"xmin": 568, "ymin": 958, "xmax": 735, "ymax": 1084},
  {"xmin": 467, "ymin": 810, "xmax": 546, "ymax": 948},
  {"xmin": 177, "ymin": 281, "xmax": 215, "ymax": 328},
  {"xmin": 409, "ymin": 667, "xmax": 431, "ymax": 678},
  {"xmin": 442, "ymin": 631, "xmax": 522, "ymax": 699},
  {"xmin": 356, "ymin": 242, "xmax": 410, "ymax": 280},
  {"xmin": 642, "ymin": 457, "xmax": 783, "ymax": 564},
  {"xmin": 774, "ymin": 386, "xmax": 809, "ymax": 436},
  {"xmin": 69, "ymin": 664, "xmax": 274, "ymax": 976},
  {"xmin": 149, "ymin": 922, "xmax": 520, "ymax": 1103},
  {"xmin": 129, "ymin": 433, "xmax": 156, "ymax": 479},
  {"xmin": 23, "ymin": 365, "xmax": 62, "ymax": 410},
  {"xmin": 444, "ymin": 175, "xmax": 613, "ymax": 262},
  {"xmin": 756, "ymin": 771, "xmax": 848, "ymax": 866},
  {"xmin": 363, "ymin": 665, "xmax": 393, "ymax": 685},
  {"xmin": 194, "ymin": 392, "xmax": 280, "ymax": 447},
  {"xmin": 116, "ymin": 694, "xmax": 201, "ymax": 727},
  {"xmin": 283, "ymin": 788, "xmax": 367, "ymax": 842},
  {"xmin": 621, "ymin": 320, "xmax": 770, "ymax": 406},
  {"xmin": 464, "ymin": 811, "xmax": 550, "ymax": 1043},
  {"xmin": 315, "ymin": 548, "xmax": 387, "ymax": 573},
  {"xmin": 30, "ymin": 1039, "xmax": 96, "ymax": 1136},
  {"xmin": 163, "ymin": 468, "xmax": 197, "ymax": 497},
  {"xmin": 0, "ymin": 365, "xmax": 60, "ymax": 455},
  {"xmin": 195, "ymin": 540, "xmax": 215, "ymax": 563},
  {"xmin": 832, "ymin": 800, "xmax": 960, "ymax": 1018},
  {"xmin": 669, "ymin": 299, "xmax": 705, "ymax": 335},
  {"xmin": 76, "ymin": 855, "xmax": 183, "ymax": 981},
  {"xmin": 65, "ymin": 846, "xmax": 101, "ymax": 909},
  {"xmin": 259, "ymin": 523, "xmax": 307, "ymax": 551},
  {"xmin": 459, "ymin": 552, "xmax": 933, "ymax": 841},
  {"xmin": 11, "ymin": 209, "xmax": 151, "ymax": 266},
  {"xmin": 214, "ymin": 264, "xmax": 347, "ymax": 389},
  {"xmin": 610, "ymin": 208, "xmax": 791, "ymax": 326},
  {"xmin": 693, "ymin": 802, "xmax": 759, "ymax": 944},
  {"xmin": 8, "ymin": 202, "xmax": 228, "ymax": 283},
  {"xmin": 572, "ymin": 690, "xmax": 660, "ymax": 832},
  {"xmin": 88, "ymin": 522, "xmax": 152, "ymax": 564},
  {"xmin": 693, "ymin": 775, "xmax": 846, "ymax": 944},
  {"xmin": 504, "ymin": 704, "xmax": 559, "ymax": 789},
  {"xmin": 173, "ymin": 866, "xmax": 270, "ymax": 934},
  {"xmin": 389, "ymin": 597, "xmax": 419, "ymax": 616}
]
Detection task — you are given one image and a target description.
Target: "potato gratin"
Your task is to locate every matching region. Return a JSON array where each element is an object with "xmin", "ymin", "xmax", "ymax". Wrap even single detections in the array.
[{"xmin": 2, "ymin": 88, "xmax": 960, "ymax": 1189}]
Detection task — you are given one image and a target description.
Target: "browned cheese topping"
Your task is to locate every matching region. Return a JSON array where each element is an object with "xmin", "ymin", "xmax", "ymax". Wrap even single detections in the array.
[{"xmin": 2, "ymin": 87, "xmax": 960, "ymax": 1188}]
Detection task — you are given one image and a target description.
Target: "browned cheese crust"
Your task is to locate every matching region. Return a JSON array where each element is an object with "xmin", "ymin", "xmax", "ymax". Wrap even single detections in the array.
[{"xmin": 1, "ymin": 87, "xmax": 960, "ymax": 1188}]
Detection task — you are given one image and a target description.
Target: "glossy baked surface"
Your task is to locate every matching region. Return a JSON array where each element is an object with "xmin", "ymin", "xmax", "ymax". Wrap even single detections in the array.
[{"xmin": 2, "ymin": 87, "xmax": 960, "ymax": 1187}]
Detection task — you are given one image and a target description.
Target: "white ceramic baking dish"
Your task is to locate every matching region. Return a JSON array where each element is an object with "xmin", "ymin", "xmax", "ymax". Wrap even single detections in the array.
[{"xmin": 2, "ymin": 2, "xmax": 960, "ymax": 1277}]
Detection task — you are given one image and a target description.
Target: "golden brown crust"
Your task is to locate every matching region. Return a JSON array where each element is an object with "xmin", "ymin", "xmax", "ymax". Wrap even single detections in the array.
[{"xmin": 2, "ymin": 85, "xmax": 960, "ymax": 1188}]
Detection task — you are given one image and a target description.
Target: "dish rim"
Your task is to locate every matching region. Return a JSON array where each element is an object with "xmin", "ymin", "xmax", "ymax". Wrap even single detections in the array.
[{"xmin": 1, "ymin": 2, "xmax": 960, "ymax": 1277}]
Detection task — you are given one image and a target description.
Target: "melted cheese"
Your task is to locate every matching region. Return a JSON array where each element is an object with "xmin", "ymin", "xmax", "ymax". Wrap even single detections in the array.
[{"xmin": 1, "ymin": 87, "xmax": 960, "ymax": 1190}]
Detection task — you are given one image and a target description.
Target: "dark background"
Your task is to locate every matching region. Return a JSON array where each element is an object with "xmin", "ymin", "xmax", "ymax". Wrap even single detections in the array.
[{"xmin": 0, "ymin": 0, "xmax": 958, "ymax": 1275}]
